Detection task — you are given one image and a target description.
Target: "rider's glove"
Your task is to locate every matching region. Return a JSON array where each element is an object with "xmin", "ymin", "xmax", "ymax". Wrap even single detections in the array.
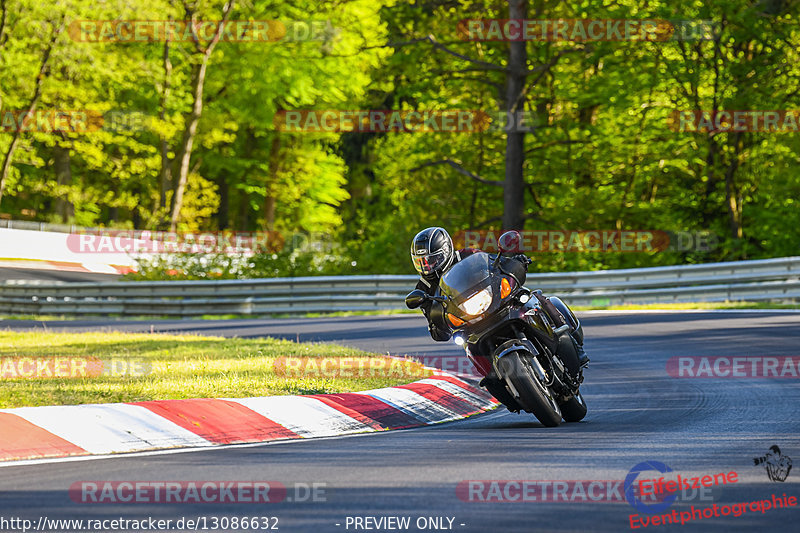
[{"xmin": 428, "ymin": 323, "xmax": 452, "ymax": 342}]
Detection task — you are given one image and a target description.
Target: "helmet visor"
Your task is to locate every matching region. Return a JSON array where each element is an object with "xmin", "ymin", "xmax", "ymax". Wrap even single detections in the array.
[{"xmin": 413, "ymin": 250, "xmax": 448, "ymax": 276}]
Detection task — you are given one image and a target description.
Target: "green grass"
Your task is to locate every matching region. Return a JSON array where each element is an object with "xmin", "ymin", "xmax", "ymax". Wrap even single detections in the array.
[
  {"xmin": 0, "ymin": 331, "xmax": 428, "ymax": 408},
  {"xmin": 0, "ymin": 315, "xmax": 75, "ymax": 321}
]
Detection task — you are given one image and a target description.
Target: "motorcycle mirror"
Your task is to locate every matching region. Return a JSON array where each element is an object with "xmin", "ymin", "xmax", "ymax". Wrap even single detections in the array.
[
  {"xmin": 498, "ymin": 230, "xmax": 522, "ymax": 254},
  {"xmin": 405, "ymin": 289, "xmax": 428, "ymax": 309},
  {"xmin": 493, "ymin": 230, "xmax": 522, "ymax": 268}
]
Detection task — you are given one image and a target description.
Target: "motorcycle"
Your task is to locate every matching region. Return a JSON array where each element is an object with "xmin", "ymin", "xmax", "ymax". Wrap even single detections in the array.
[{"xmin": 405, "ymin": 231, "xmax": 588, "ymax": 427}]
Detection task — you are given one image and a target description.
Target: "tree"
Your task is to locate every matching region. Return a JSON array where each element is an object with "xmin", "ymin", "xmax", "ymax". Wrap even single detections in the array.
[
  {"xmin": 0, "ymin": 14, "xmax": 63, "ymax": 206},
  {"xmin": 168, "ymin": 0, "xmax": 234, "ymax": 231}
]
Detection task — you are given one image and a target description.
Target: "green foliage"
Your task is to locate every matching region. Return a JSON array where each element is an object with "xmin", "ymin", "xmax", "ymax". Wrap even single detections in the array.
[
  {"xmin": 2, "ymin": 0, "xmax": 799, "ymax": 278},
  {"xmin": 338, "ymin": 0, "xmax": 800, "ymax": 273}
]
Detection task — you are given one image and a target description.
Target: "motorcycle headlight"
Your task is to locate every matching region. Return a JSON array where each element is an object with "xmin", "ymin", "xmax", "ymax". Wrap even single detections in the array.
[{"xmin": 458, "ymin": 286, "xmax": 493, "ymax": 316}]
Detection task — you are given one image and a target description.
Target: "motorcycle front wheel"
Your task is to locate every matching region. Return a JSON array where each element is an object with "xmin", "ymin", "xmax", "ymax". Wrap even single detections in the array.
[
  {"xmin": 560, "ymin": 389, "xmax": 588, "ymax": 422},
  {"xmin": 498, "ymin": 352, "xmax": 562, "ymax": 427}
]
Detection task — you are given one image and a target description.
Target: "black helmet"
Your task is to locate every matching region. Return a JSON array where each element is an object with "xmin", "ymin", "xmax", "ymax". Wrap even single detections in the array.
[{"xmin": 410, "ymin": 227, "xmax": 454, "ymax": 277}]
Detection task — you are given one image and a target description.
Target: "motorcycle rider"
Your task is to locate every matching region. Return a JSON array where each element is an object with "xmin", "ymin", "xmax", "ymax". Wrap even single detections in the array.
[
  {"xmin": 409, "ymin": 227, "xmax": 478, "ymax": 341},
  {"xmin": 408, "ymin": 226, "xmax": 589, "ymax": 368}
]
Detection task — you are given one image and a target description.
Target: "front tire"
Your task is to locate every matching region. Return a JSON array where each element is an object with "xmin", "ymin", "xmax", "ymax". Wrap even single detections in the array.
[
  {"xmin": 499, "ymin": 352, "xmax": 562, "ymax": 427},
  {"xmin": 560, "ymin": 389, "xmax": 588, "ymax": 422}
]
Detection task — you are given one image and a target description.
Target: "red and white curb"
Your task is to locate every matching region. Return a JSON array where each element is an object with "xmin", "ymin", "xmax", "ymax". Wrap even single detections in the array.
[{"xmin": 0, "ymin": 374, "xmax": 498, "ymax": 463}]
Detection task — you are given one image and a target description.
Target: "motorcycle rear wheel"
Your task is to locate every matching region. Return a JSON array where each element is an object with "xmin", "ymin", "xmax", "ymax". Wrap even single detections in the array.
[{"xmin": 499, "ymin": 352, "xmax": 562, "ymax": 427}]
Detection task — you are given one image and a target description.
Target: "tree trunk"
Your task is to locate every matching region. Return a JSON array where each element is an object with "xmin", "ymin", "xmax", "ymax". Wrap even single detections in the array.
[
  {"xmin": 216, "ymin": 173, "xmax": 229, "ymax": 230},
  {"xmin": 0, "ymin": 0, "xmax": 7, "ymax": 67},
  {"xmin": 0, "ymin": 131, "xmax": 23, "ymax": 207},
  {"xmin": 239, "ymin": 193, "xmax": 249, "ymax": 230},
  {"xmin": 169, "ymin": 1, "xmax": 234, "ymax": 232},
  {"xmin": 158, "ymin": 36, "xmax": 172, "ymax": 224},
  {"xmin": 264, "ymin": 135, "xmax": 281, "ymax": 232},
  {"xmin": 53, "ymin": 143, "xmax": 73, "ymax": 221},
  {"xmin": 0, "ymin": 22, "xmax": 60, "ymax": 207},
  {"xmin": 264, "ymin": 196, "xmax": 276, "ymax": 232},
  {"xmin": 724, "ymin": 133, "xmax": 744, "ymax": 240},
  {"xmin": 502, "ymin": 0, "xmax": 528, "ymax": 231},
  {"xmin": 700, "ymin": 137, "xmax": 719, "ymax": 227},
  {"xmin": 576, "ymin": 103, "xmax": 597, "ymax": 188},
  {"xmin": 132, "ymin": 202, "xmax": 141, "ymax": 228},
  {"xmin": 169, "ymin": 58, "xmax": 209, "ymax": 232},
  {"xmin": 0, "ymin": 0, "xmax": 7, "ymax": 73}
]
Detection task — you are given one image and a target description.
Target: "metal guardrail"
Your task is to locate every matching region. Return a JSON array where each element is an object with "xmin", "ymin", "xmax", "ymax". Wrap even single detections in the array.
[
  {"xmin": 0, "ymin": 219, "xmax": 88, "ymax": 234},
  {"xmin": 1, "ymin": 257, "xmax": 799, "ymax": 315}
]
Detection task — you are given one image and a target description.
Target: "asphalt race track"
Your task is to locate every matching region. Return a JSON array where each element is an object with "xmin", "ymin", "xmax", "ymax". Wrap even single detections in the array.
[{"xmin": 1, "ymin": 311, "xmax": 799, "ymax": 532}]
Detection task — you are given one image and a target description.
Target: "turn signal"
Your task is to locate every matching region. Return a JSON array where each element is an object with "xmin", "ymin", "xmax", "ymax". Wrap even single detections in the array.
[
  {"xmin": 448, "ymin": 313, "xmax": 465, "ymax": 327},
  {"xmin": 501, "ymin": 277, "xmax": 514, "ymax": 299}
]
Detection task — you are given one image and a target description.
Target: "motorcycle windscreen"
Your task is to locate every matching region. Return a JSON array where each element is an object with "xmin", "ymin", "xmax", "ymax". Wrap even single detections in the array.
[{"xmin": 439, "ymin": 252, "xmax": 492, "ymax": 304}]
